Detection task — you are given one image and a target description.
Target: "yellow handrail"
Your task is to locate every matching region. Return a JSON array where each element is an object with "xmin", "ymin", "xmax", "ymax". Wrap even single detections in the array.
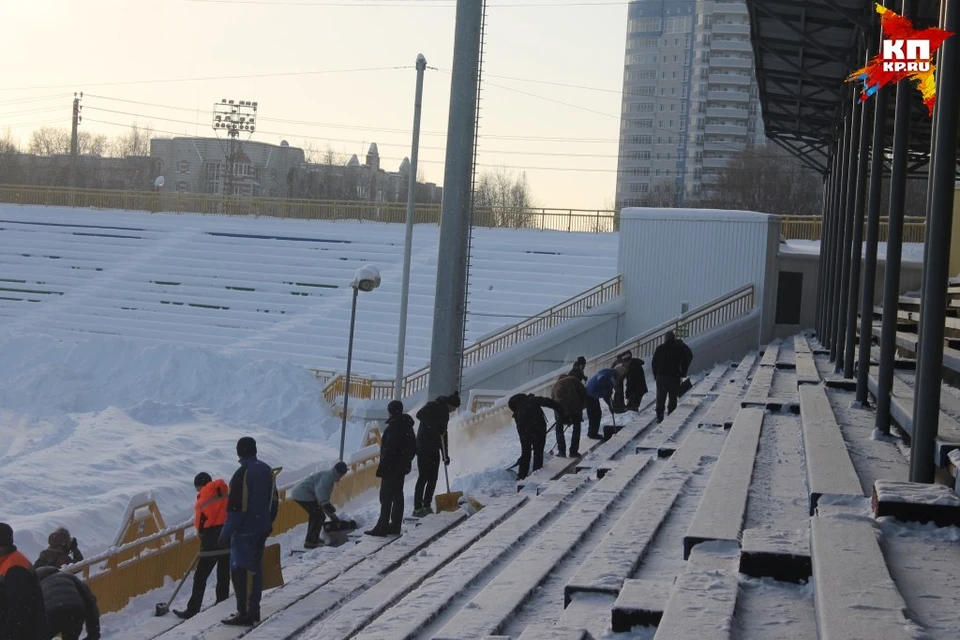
[{"xmin": 321, "ymin": 275, "xmax": 623, "ymax": 405}]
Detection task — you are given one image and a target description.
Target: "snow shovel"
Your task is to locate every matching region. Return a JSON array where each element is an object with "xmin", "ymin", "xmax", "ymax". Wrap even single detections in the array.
[
  {"xmin": 678, "ymin": 377, "xmax": 693, "ymax": 398},
  {"xmin": 602, "ymin": 408, "xmax": 621, "ymax": 442},
  {"xmin": 155, "ymin": 553, "xmax": 200, "ymax": 616},
  {"xmin": 434, "ymin": 435, "xmax": 463, "ymax": 513}
]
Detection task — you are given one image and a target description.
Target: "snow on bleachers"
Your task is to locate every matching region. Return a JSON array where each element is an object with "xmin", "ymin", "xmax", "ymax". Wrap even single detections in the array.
[{"xmin": 0, "ymin": 207, "xmax": 618, "ymax": 377}]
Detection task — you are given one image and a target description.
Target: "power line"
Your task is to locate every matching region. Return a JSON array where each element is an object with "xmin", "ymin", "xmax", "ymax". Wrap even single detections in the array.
[{"xmin": 0, "ymin": 66, "xmax": 412, "ymax": 92}]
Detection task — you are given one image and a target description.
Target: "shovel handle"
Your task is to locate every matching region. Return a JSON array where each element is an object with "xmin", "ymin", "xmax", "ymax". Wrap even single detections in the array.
[{"xmin": 165, "ymin": 553, "xmax": 200, "ymax": 607}]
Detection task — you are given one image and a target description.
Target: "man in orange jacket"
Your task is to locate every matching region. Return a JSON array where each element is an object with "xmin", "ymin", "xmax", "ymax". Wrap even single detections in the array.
[
  {"xmin": 173, "ymin": 473, "xmax": 231, "ymax": 620},
  {"xmin": 0, "ymin": 522, "xmax": 47, "ymax": 640}
]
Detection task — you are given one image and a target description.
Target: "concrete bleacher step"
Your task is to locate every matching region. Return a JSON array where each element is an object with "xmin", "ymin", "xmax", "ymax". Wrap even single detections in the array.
[
  {"xmin": 866, "ymin": 368, "xmax": 960, "ymax": 467},
  {"xmin": 653, "ymin": 541, "xmax": 741, "ymax": 639},
  {"xmin": 738, "ymin": 527, "xmax": 811, "ymax": 584},
  {"xmin": 741, "ymin": 364, "xmax": 775, "ymax": 407},
  {"xmin": 636, "ymin": 399, "xmax": 698, "ymax": 457},
  {"xmin": 353, "ymin": 473, "xmax": 592, "ymax": 640},
  {"xmin": 261, "ymin": 495, "xmax": 528, "ymax": 640},
  {"xmin": 799, "ymin": 384, "xmax": 865, "ymax": 515},
  {"xmin": 871, "ymin": 479, "xmax": 960, "ymax": 527},
  {"xmin": 515, "ymin": 626, "xmax": 595, "ymax": 640},
  {"xmin": 683, "ymin": 408, "xmax": 764, "ymax": 559},
  {"xmin": 697, "ymin": 385, "xmax": 744, "ymax": 429},
  {"xmin": 576, "ymin": 413, "xmax": 657, "ymax": 474},
  {"xmin": 611, "ymin": 578, "xmax": 670, "ymax": 631},
  {"xmin": 758, "ymin": 338, "xmax": 781, "ymax": 368},
  {"xmin": 811, "ymin": 513, "xmax": 925, "ymax": 640},
  {"xmin": 795, "ymin": 335, "xmax": 821, "ymax": 385},
  {"xmin": 433, "ymin": 454, "xmax": 655, "ymax": 639},
  {"xmin": 686, "ymin": 363, "xmax": 732, "ymax": 396},
  {"xmin": 730, "ymin": 351, "xmax": 759, "ymax": 387},
  {"xmin": 564, "ymin": 457, "xmax": 697, "ymax": 604},
  {"xmin": 516, "ymin": 433, "xmax": 606, "ymax": 492},
  {"xmin": 153, "ymin": 530, "xmax": 405, "ymax": 640}
]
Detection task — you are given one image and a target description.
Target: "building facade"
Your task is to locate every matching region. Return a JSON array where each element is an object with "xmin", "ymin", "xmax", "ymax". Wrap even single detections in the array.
[{"xmin": 615, "ymin": 0, "xmax": 766, "ymax": 208}]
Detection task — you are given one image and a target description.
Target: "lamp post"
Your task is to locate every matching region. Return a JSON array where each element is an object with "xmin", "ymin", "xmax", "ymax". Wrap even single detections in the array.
[
  {"xmin": 339, "ymin": 264, "xmax": 381, "ymax": 462},
  {"xmin": 394, "ymin": 54, "xmax": 428, "ymax": 400}
]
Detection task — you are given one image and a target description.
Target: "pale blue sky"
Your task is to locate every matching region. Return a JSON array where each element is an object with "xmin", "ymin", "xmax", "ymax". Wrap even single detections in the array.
[{"xmin": 0, "ymin": 0, "xmax": 630, "ymax": 209}]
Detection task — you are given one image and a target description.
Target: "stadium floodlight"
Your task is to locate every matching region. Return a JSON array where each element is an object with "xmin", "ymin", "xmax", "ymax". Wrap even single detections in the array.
[
  {"xmin": 338, "ymin": 265, "xmax": 381, "ymax": 462},
  {"xmin": 212, "ymin": 98, "xmax": 259, "ymax": 197}
]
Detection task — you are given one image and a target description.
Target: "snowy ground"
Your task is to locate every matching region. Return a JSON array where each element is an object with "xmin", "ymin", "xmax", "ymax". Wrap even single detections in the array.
[{"xmin": 781, "ymin": 239, "xmax": 925, "ymax": 265}]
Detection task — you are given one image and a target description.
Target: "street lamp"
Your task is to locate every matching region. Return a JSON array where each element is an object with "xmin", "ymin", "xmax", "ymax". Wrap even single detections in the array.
[{"xmin": 339, "ymin": 264, "xmax": 382, "ymax": 462}]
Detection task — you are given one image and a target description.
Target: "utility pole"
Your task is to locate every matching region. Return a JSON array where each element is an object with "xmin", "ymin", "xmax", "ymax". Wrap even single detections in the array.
[
  {"xmin": 394, "ymin": 54, "xmax": 428, "ymax": 401},
  {"xmin": 69, "ymin": 92, "xmax": 82, "ymax": 189},
  {"xmin": 427, "ymin": 0, "xmax": 484, "ymax": 401}
]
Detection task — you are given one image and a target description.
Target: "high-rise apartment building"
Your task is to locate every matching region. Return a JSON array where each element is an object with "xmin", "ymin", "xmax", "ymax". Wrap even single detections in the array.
[{"xmin": 615, "ymin": 0, "xmax": 765, "ymax": 208}]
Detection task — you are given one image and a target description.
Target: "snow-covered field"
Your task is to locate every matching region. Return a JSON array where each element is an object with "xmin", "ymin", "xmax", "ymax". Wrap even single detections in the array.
[{"xmin": 781, "ymin": 239, "xmax": 925, "ymax": 265}]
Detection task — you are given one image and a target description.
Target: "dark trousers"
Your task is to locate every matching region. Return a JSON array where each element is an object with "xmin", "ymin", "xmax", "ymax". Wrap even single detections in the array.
[
  {"xmin": 656, "ymin": 375, "xmax": 681, "ymax": 420},
  {"xmin": 585, "ymin": 396, "xmax": 603, "ymax": 436},
  {"xmin": 376, "ymin": 472, "xmax": 405, "ymax": 529},
  {"xmin": 414, "ymin": 453, "xmax": 440, "ymax": 511},
  {"xmin": 296, "ymin": 500, "xmax": 326, "ymax": 545},
  {"xmin": 186, "ymin": 544, "xmax": 230, "ymax": 614},
  {"xmin": 517, "ymin": 427, "xmax": 546, "ymax": 479},
  {"xmin": 625, "ymin": 380, "xmax": 646, "ymax": 410},
  {"xmin": 553, "ymin": 410, "xmax": 582, "ymax": 456},
  {"xmin": 46, "ymin": 607, "xmax": 85, "ymax": 640},
  {"xmin": 231, "ymin": 533, "xmax": 268, "ymax": 620}
]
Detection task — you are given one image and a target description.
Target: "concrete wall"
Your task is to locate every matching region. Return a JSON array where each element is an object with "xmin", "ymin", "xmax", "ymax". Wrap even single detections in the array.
[
  {"xmin": 617, "ymin": 207, "xmax": 780, "ymax": 344},
  {"xmin": 685, "ymin": 308, "xmax": 762, "ymax": 374},
  {"xmin": 774, "ymin": 250, "xmax": 924, "ymax": 337}
]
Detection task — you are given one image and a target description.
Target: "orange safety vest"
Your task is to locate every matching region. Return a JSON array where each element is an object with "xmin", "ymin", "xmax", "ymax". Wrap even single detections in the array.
[
  {"xmin": 0, "ymin": 549, "xmax": 31, "ymax": 577},
  {"xmin": 194, "ymin": 478, "xmax": 229, "ymax": 533}
]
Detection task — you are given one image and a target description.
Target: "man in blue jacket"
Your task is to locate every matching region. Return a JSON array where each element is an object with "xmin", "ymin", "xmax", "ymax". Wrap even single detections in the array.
[
  {"xmin": 585, "ymin": 368, "xmax": 618, "ymax": 440},
  {"xmin": 217, "ymin": 437, "xmax": 279, "ymax": 627}
]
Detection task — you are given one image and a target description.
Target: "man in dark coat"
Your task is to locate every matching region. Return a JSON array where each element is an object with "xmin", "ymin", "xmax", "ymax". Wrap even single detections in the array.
[
  {"xmin": 413, "ymin": 392, "xmax": 460, "ymax": 517},
  {"xmin": 567, "ymin": 356, "xmax": 588, "ymax": 383},
  {"xmin": 33, "ymin": 528, "xmax": 83, "ymax": 571},
  {"xmin": 550, "ymin": 374, "xmax": 587, "ymax": 457},
  {"xmin": 217, "ymin": 437, "xmax": 279, "ymax": 627},
  {"xmin": 367, "ymin": 400, "xmax": 418, "ymax": 536},
  {"xmin": 173, "ymin": 472, "xmax": 231, "ymax": 619},
  {"xmin": 0, "ymin": 522, "xmax": 46, "ymax": 640},
  {"xmin": 585, "ymin": 368, "xmax": 618, "ymax": 439},
  {"xmin": 652, "ymin": 331, "xmax": 693, "ymax": 423},
  {"xmin": 35, "ymin": 568, "xmax": 100, "ymax": 640},
  {"xmin": 618, "ymin": 350, "xmax": 648, "ymax": 412},
  {"xmin": 508, "ymin": 393, "xmax": 562, "ymax": 479}
]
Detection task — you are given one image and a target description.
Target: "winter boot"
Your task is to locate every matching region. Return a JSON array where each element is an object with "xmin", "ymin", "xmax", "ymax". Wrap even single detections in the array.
[{"xmin": 173, "ymin": 610, "xmax": 196, "ymax": 620}]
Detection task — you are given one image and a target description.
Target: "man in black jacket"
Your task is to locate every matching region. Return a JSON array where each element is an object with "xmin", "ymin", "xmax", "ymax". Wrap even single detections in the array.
[
  {"xmin": 0, "ymin": 522, "xmax": 46, "ymax": 640},
  {"xmin": 508, "ymin": 393, "xmax": 563, "ymax": 480},
  {"xmin": 618, "ymin": 350, "xmax": 648, "ymax": 412},
  {"xmin": 651, "ymin": 332, "xmax": 693, "ymax": 423},
  {"xmin": 413, "ymin": 392, "xmax": 460, "ymax": 517},
  {"xmin": 567, "ymin": 356, "xmax": 588, "ymax": 383},
  {"xmin": 367, "ymin": 400, "xmax": 418, "ymax": 536},
  {"xmin": 35, "ymin": 568, "xmax": 100, "ymax": 640}
]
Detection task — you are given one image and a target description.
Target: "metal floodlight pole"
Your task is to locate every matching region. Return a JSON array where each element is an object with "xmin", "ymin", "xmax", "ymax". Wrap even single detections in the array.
[
  {"xmin": 212, "ymin": 99, "xmax": 258, "ymax": 198},
  {"xmin": 339, "ymin": 285, "xmax": 360, "ymax": 463},
  {"xmin": 427, "ymin": 0, "xmax": 483, "ymax": 400},
  {"xmin": 394, "ymin": 54, "xmax": 428, "ymax": 401},
  {"xmin": 875, "ymin": 0, "xmax": 915, "ymax": 435},
  {"xmin": 911, "ymin": 0, "xmax": 960, "ymax": 483},
  {"xmin": 856, "ymin": 1, "xmax": 893, "ymax": 403},
  {"xmin": 835, "ymin": 88, "xmax": 864, "ymax": 370}
]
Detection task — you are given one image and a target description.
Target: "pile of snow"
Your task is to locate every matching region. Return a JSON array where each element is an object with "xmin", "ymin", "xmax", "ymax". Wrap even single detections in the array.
[{"xmin": 0, "ymin": 334, "xmax": 350, "ymax": 561}]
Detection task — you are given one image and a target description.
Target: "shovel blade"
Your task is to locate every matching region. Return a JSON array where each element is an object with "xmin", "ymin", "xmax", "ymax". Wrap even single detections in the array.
[
  {"xmin": 155, "ymin": 603, "xmax": 169, "ymax": 617},
  {"xmin": 435, "ymin": 491, "xmax": 463, "ymax": 513}
]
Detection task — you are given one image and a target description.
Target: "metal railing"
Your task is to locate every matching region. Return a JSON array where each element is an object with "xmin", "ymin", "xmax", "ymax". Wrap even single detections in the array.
[
  {"xmin": 65, "ymin": 429, "xmax": 383, "ymax": 615},
  {"xmin": 780, "ymin": 215, "xmax": 927, "ymax": 243},
  {"xmin": 0, "ymin": 185, "xmax": 616, "ymax": 232},
  {"xmin": 321, "ymin": 275, "xmax": 623, "ymax": 405},
  {"xmin": 455, "ymin": 282, "xmax": 757, "ymax": 442}
]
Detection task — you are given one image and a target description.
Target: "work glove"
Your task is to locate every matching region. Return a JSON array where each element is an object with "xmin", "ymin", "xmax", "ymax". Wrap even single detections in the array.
[
  {"xmin": 70, "ymin": 537, "xmax": 79, "ymax": 552},
  {"xmin": 443, "ymin": 456, "xmax": 451, "ymax": 466},
  {"xmin": 322, "ymin": 502, "xmax": 337, "ymax": 517}
]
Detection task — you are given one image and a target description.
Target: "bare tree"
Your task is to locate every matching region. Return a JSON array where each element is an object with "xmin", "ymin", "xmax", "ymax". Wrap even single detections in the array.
[
  {"xmin": 0, "ymin": 129, "xmax": 24, "ymax": 184},
  {"xmin": 695, "ymin": 145, "xmax": 822, "ymax": 215},
  {"xmin": 28, "ymin": 127, "xmax": 107, "ymax": 157},
  {"xmin": 110, "ymin": 122, "xmax": 153, "ymax": 157},
  {"xmin": 474, "ymin": 168, "xmax": 536, "ymax": 227},
  {"xmin": 634, "ymin": 179, "xmax": 681, "ymax": 208}
]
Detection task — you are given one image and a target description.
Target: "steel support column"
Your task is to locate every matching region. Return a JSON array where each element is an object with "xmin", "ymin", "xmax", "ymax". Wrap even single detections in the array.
[
  {"xmin": 910, "ymin": 0, "xmax": 960, "ymax": 482},
  {"xmin": 856, "ymin": 11, "xmax": 892, "ymax": 403},
  {"xmin": 844, "ymin": 87, "xmax": 873, "ymax": 378},
  {"xmin": 823, "ymin": 146, "xmax": 842, "ymax": 345},
  {"xmin": 835, "ymin": 88, "xmax": 864, "ymax": 371},
  {"xmin": 817, "ymin": 169, "xmax": 834, "ymax": 338},
  {"xmin": 828, "ymin": 112, "xmax": 852, "ymax": 354},
  {"xmin": 875, "ymin": 0, "xmax": 916, "ymax": 434}
]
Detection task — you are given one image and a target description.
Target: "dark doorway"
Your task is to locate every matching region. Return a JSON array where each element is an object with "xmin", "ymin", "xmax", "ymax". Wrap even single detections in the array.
[{"xmin": 776, "ymin": 271, "xmax": 803, "ymax": 325}]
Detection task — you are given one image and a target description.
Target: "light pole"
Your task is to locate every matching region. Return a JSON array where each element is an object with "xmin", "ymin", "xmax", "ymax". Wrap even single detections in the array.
[
  {"xmin": 394, "ymin": 54, "xmax": 428, "ymax": 400},
  {"xmin": 339, "ymin": 264, "xmax": 381, "ymax": 462}
]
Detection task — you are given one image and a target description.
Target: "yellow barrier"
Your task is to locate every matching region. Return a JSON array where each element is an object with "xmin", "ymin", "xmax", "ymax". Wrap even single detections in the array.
[
  {"xmin": 322, "ymin": 275, "xmax": 623, "ymax": 405},
  {"xmin": 779, "ymin": 215, "xmax": 926, "ymax": 243},
  {"xmin": 66, "ymin": 428, "xmax": 383, "ymax": 615}
]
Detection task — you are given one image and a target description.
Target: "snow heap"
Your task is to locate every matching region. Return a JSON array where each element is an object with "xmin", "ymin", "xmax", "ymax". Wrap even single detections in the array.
[{"xmin": 0, "ymin": 334, "xmax": 345, "ymax": 561}]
